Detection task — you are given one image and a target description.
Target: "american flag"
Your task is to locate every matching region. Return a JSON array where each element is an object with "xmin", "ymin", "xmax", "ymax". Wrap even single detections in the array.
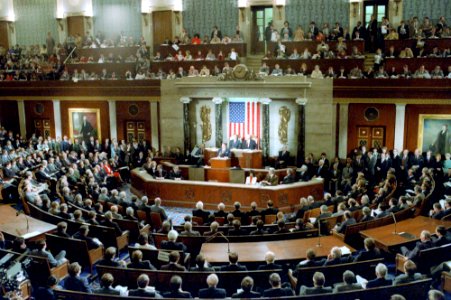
[{"xmin": 228, "ymin": 101, "xmax": 261, "ymax": 140}]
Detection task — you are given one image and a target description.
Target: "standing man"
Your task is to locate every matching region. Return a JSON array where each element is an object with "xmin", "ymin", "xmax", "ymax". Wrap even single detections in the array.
[
  {"xmin": 46, "ymin": 32, "xmax": 55, "ymax": 57},
  {"xmin": 79, "ymin": 116, "xmax": 94, "ymax": 143}
]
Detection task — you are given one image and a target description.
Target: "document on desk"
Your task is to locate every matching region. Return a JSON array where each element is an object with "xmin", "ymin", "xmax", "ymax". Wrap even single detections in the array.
[{"xmin": 339, "ymin": 246, "xmax": 351, "ymax": 255}]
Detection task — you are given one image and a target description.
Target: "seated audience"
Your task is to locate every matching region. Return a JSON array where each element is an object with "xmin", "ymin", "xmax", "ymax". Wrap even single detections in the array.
[
  {"xmin": 61, "ymin": 262, "xmax": 92, "ymax": 293},
  {"xmin": 219, "ymin": 252, "xmax": 248, "ymax": 271},
  {"xmin": 393, "ymin": 260, "xmax": 424, "ymax": 285},
  {"xmin": 162, "ymin": 275, "xmax": 192, "ymax": 298},
  {"xmin": 263, "ymin": 273, "xmax": 294, "ymax": 297},
  {"xmin": 128, "ymin": 274, "xmax": 163, "ymax": 298},
  {"xmin": 161, "ymin": 251, "xmax": 186, "ymax": 271},
  {"xmin": 127, "ymin": 249, "xmax": 156, "ymax": 270},
  {"xmin": 366, "ymin": 263, "xmax": 392, "ymax": 288},
  {"xmin": 333, "ymin": 270, "xmax": 363, "ymax": 292},
  {"xmin": 232, "ymin": 276, "xmax": 261, "ymax": 298},
  {"xmin": 93, "ymin": 273, "xmax": 119, "ymax": 295},
  {"xmin": 198, "ymin": 274, "xmax": 226, "ymax": 299}
]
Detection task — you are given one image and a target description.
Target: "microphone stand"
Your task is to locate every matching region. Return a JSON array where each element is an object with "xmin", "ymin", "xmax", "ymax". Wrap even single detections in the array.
[
  {"xmin": 205, "ymin": 231, "xmax": 230, "ymax": 254},
  {"xmin": 391, "ymin": 212, "xmax": 397, "ymax": 235},
  {"xmin": 316, "ymin": 218, "xmax": 322, "ymax": 247}
]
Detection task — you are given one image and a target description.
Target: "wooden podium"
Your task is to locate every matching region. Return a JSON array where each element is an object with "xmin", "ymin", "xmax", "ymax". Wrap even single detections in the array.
[
  {"xmin": 210, "ymin": 158, "xmax": 231, "ymax": 168},
  {"xmin": 232, "ymin": 150, "xmax": 263, "ymax": 169},
  {"xmin": 204, "ymin": 148, "xmax": 219, "ymax": 165}
]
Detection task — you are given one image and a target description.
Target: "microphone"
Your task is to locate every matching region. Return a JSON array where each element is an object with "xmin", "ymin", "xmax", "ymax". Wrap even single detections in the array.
[
  {"xmin": 316, "ymin": 218, "xmax": 322, "ymax": 247},
  {"xmin": 391, "ymin": 212, "xmax": 397, "ymax": 235},
  {"xmin": 205, "ymin": 231, "xmax": 230, "ymax": 254}
]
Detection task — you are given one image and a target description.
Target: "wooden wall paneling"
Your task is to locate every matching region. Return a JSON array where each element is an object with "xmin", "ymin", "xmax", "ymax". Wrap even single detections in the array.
[
  {"xmin": 152, "ymin": 11, "xmax": 173, "ymax": 49},
  {"xmin": 347, "ymin": 104, "xmax": 396, "ymax": 153},
  {"xmin": 404, "ymin": 105, "xmax": 451, "ymax": 152},
  {"xmin": 24, "ymin": 101, "xmax": 55, "ymax": 139},
  {"xmin": 0, "ymin": 22, "xmax": 10, "ymax": 49},
  {"xmin": 0, "ymin": 101, "xmax": 19, "ymax": 135},
  {"xmin": 67, "ymin": 16, "xmax": 85, "ymax": 37},
  {"xmin": 60, "ymin": 101, "xmax": 110, "ymax": 141},
  {"xmin": 115, "ymin": 101, "xmax": 151, "ymax": 142}
]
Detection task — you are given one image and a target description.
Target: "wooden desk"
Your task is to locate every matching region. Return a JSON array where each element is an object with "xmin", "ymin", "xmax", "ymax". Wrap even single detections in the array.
[
  {"xmin": 201, "ymin": 236, "xmax": 354, "ymax": 263},
  {"xmin": 360, "ymin": 216, "xmax": 451, "ymax": 252},
  {"xmin": 0, "ymin": 205, "xmax": 56, "ymax": 241},
  {"xmin": 131, "ymin": 168, "xmax": 324, "ymax": 211},
  {"xmin": 156, "ymin": 43, "xmax": 247, "ymax": 58},
  {"xmin": 384, "ymin": 38, "xmax": 451, "ymax": 52},
  {"xmin": 263, "ymin": 58, "xmax": 365, "ymax": 73},
  {"xmin": 267, "ymin": 40, "xmax": 365, "ymax": 55},
  {"xmin": 210, "ymin": 158, "xmax": 231, "ymax": 168},
  {"xmin": 233, "ymin": 150, "xmax": 263, "ymax": 169}
]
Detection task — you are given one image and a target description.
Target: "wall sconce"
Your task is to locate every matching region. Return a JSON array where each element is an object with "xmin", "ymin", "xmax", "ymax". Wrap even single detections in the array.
[
  {"xmin": 56, "ymin": 18, "xmax": 64, "ymax": 31},
  {"xmin": 350, "ymin": 0, "xmax": 359, "ymax": 18},
  {"xmin": 394, "ymin": 0, "xmax": 402, "ymax": 16},
  {"xmin": 275, "ymin": 0, "xmax": 285, "ymax": 20},
  {"xmin": 141, "ymin": 13, "xmax": 148, "ymax": 26},
  {"xmin": 238, "ymin": 0, "xmax": 247, "ymax": 22}
]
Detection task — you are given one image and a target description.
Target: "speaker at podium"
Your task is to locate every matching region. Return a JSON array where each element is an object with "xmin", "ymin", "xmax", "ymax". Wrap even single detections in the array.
[{"xmin": 230, "ymin": 168, "xmax": 245, "ymax": 183}]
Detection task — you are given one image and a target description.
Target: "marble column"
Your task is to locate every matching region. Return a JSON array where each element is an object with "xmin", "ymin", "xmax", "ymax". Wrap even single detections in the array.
[
  {"xmin": 52, "ymin": 100, "xmax": 62, "ymax": 138},
  {"xmin": 212, "ymin": 97, "xmax": 224, "ymax": 147},
  {"xmin": 17, "ymin": 100, "xmax": 26, "ymax": 138},
  {"xmin": 150, "ymin": 101, "xmax": 159, "ymax": 150},
  {"xmin": 394, "ymin": 103, "xmax": 406, "ymax": 151},
  {"xmin": 296, "ymin": 98, "xmax": 308, "ymax": 166},
  {"xmin": 108, "ymin": 100, "xmax": 117, "ymax": 141},
  {"xmin": 338, "ymin": 103, "xmax": 349, "ymax": 158},
  {"xmin": 260, "ymin": 98, "xmax": 272, "ymax": 158},
  {"xmin": 180, "ymin": 97, "xmax": 191, "ymax": 153}
]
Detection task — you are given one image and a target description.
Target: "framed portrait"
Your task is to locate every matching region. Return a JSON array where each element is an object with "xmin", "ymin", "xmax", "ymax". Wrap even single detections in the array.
[
  {"xmin": 417, "ymin": 114, "xmax": 451, "ymax": 154},
  {"xmin": 68, "ymin": 108, "xmax": 101, "ymax": 141}
]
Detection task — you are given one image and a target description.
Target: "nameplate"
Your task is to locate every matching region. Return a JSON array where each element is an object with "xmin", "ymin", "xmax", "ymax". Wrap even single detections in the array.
[{"xmin": 157, "ymin": 251, "xmax": 170, "ymax": 262}]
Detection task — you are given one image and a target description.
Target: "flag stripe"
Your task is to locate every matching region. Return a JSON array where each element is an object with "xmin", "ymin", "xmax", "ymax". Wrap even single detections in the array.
[{"xmin": 228, "ymin": 101, "xmax": 261, "ymax": 142}]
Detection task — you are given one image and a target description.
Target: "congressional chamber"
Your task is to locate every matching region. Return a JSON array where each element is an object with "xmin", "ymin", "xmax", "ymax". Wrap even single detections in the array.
[{"xmin": 0, "ymin": 0, "xmax": 450, "ymax": 300}]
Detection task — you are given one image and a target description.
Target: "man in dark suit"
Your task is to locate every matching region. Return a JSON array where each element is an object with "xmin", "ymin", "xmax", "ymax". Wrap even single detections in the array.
[
  {"xmin": 35, "ymin": 275, "xmax": 58, "ymax": 300},
  {"xmin": 282, "ymin": 168, "xmax": 296, "ymax": 184},
  {"xmin": 397, "ymin": 20, "xmax": 410, "ymax": 39},
  {"xmin": 96, "ymin": 247, "xmax": 123, "ymax": 267},
  {"xmin": 228, "ymin": 134, "xmax": 242, "ymax": 149},
  {"xmin": 79, "ymin": 116, "xmax": 94, "ymax": 142},
  {"xmin": 354, "ymin": 238, "xmax": 382, "ymax": 262},
  {"xmin": 366, "ymin": 263, "xmax": 392, "ymax": 288},
  {"xmin": 219, "ymin": 252, "xmax": 248, "ymax": 271},
  {"xmin": 101, "ymin": 211, "xmax": 123, "ymax": 236},
  {"xmin": 61, "ymin": 262, "xmax": 92, "ymax": 293},
  {"xmin": 161, "ymin": 251, "xmax": 186, "ymax": 271},
  {"xmin": 150, "ymin": 197, "xmax": 168, "ymax": 221},
  {"xmin": 431, "ymin": 203, "xmax": 446, "ymax": 220},
  {"xmin": 198, "ymin": 274, "xmax": 226, "ymax": 299},
  {"xmin": 433, "ymin": 225, "xmax": 450, "ymax": 247},
  {"xmin": 73, "ymin": 225, "xmax": 101, "ymax": 250},
  {"xmin": 228, "ymin": 220, "xmax": 247, "ymax": 236},
  {"xmin": 393, "ymin": 260, "xmax": 424, "ymax": 285},
  {"xmin": 128, "ymin": 274, "xmax": 163, "ymax": 298},
  {"xmin": 240, "ymin": 134, "xmax": 256, "ymax": 150},
  {"xmin": 162, "ymin": 275, "xmax": 192, "ymax": 298},
  {"xmin": 262, "ymin": 273, "xmax": 294, "ymax": 297},
  {"xmin": 231, "ymin": 276, "xmax": 261, "ymax": 298},
  {"xmin": 300, "ymin": 271, "xmax": 333, "ymax": 295},
  {"xmin": 250, "ymin": 220, "xmax": 268, "ymax": 235},
  {"xmin": 93, "ymin": 273, "xmax": 120, "ymax": 295},
  {"xmin": 400, "ymin": 230, "xmax": 433, "ymax": 260},
  {"xmin": 333, "ymin": 270, "xmax": 363, "ymax": 292},
  {"xmin": 257, "ymin": 251, "xmax": 283, "ymax": 270},
  {"xmin": 217, "ymin": 142, "xmax": 231, "ymax": 158},
  {"xmin": 127, "ymin": 250, "xmax": 157, "ymax": 270},
  {"xmin": 334, "ymin": 210, "xmax": 356, "ymax": 234},
  {"xmin": 261, "ymin": 199, "xmax": 279, "ymax": 220},
  {"xmin": 323, "ymin": 246, "xmax": 350, "ymax": 266},
  {"xmin": 160, "ymin": 230, "xmax": 187, "ymax": 252},
  {"xmin": 276, "ymin": 145, "xmax": 290, "ymax": 169},
  {"xmin": 192, "ymin": 201, "xmax": 211, "ymax": 224}
]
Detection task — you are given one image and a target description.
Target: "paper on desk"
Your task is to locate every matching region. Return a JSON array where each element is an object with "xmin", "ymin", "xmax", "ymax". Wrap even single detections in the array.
[
  {"xmin": 172, "ymin": 44, "xmax": 179, "ymax": 51},
  {"xmin": 356, "ymin": 275, "xmax": 368, "ymax": 289},
  {"xmin": 309, "ymin": 217, "xmax": 316, "ymax": 224},
  {"xmin": 21, "ymin": 231, "xmax": 40, "ymax": 239},
  {"xmin": 339, "ymin": 246, "xmax": 351, "ymax": 255}
]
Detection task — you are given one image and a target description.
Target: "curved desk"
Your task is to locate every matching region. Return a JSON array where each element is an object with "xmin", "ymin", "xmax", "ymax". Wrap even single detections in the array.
[{"xmin": 131, "ymin": 168, "xmax": 323, "ymax": 211}]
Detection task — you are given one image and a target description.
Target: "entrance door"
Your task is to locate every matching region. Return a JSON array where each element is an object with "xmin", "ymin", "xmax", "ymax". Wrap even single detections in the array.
[
  {"xmin": 125, "ymin": 121, "xmax": 146, "ymax": 143},
  {"xmin": 357, "ymin": 126, "xmax": 385, "ymax": 149},
  {"xmin": 363, "ymin": 0, "xmax": 388, "ymax": 27},
  {"xmin": 251, "ymin": 6, "xmax": 273, "ymax": 54}
]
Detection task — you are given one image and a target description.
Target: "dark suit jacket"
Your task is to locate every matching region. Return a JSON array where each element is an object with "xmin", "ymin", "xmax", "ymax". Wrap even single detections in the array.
[
  {"xmin": 96, "ymin": 259, "xmax": 121, "ymax": 267},
  {"xmin": 101, "ymin": 219, "xmax": 122, "ymax": 236},
  {"xmin": 62, "ymin": 276, "xmax": 92, "ymax": 293},
  {"xmin": 353, "ymin": 248, "xmax": 382, "ymax": 262},
  {"xmin": 160, "ymin": 240, "xmax": 187, "ymax": 252},
  {"xmin": 161, "ymin": 263, "xmax": 186, "ymax": 271},
  {"xmin": 257, "ymin": 263, "xmax": 282, "ymax": 270},
  {"xmin": 300, "ymin": 285, "xmax": 333, "ymax": 295},
  {"xmin": 162, "ymin": 290, "xmax": 192, "ymax": 298},
  {"xmin": 231, "ymin": 290, "xmax": 261, "ymax": 298},
  {"xmin": 263, "ymin": 287, "xmax": 294, "ymax": 297},
  {"xmin": 35, "ymin": 287, "xmax": 55, "ymax": 300},
  {"xmin": 198, "ymin": 287, "xmax": 226, "ymax": 299},
  {"xmin": 219, "ymin": 264, "xmax": 247, "ymax": 271},
  {"xmin": 72, "ymin": 232, "xmax": 100, "ymax": 250},
  {"xmin": 336, "ymin": 218, "xmax": 357, "ymax": 233},
  {"xmin": 127, "ymin": 260, "xmax": 156, "ymax": 270},
  {"xmin": 128, "ymin": 288, "xmax": 162, "ymax": 298},
  {"xmin": 404, "ymin": 240, "xmax": 433, "ymax": 260},
  {"xmin": 93, "ymin": 287, "xmax": 120, "ymax": 295},
  {"xmin": 433, "ymin": 236, "xmax": 450, "ymax": 247},
  {"xmin": 366, "ymin": 277, "xmax": 392, "ymax": 288},
  {"xmin": 217, "ymin": 148, "xmax": 231, "ymax": 158},
  {"xmin": 242, "ymin": 139, "xmax": 257, "ymax": 150},
  {"xmin": 192, "ymin": 209, "xmax": 211, "ymax": 223}
]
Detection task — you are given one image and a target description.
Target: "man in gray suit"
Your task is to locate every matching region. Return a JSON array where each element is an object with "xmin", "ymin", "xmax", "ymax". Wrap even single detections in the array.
[
  {"xmin": 31, "ymin": 239, "xmax": 67, "ymax": 267},
  {"xmin": 393, "ymin": 260, "xmax": 424, "ymax": 285},
  {"xmin": 333, "ymin": 270, "xmax": 363, "ymax": 292},
  {"xmin": 300, "ymin": 272, "xmax": 333, "ymax": 295},
  {"xmin": 150, "ymin": 197, "xmax": 168, "ymax": 221}
]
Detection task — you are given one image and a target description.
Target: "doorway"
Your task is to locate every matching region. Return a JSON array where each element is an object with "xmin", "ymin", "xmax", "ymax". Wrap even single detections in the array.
[
  {"xmin": 251, "ymin": 6, "xmax": 273, "ymax": 54},
  {"xmin": 125, "ymin": 121, "xmax": 146, "ymax": 143},
  {"xmin": 356, "ymin": 126, "xmax": 386, "ymax": 149},
  {"xmin": 363, "ymin": 0, "xmax": 388, "ymax": 26}
]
